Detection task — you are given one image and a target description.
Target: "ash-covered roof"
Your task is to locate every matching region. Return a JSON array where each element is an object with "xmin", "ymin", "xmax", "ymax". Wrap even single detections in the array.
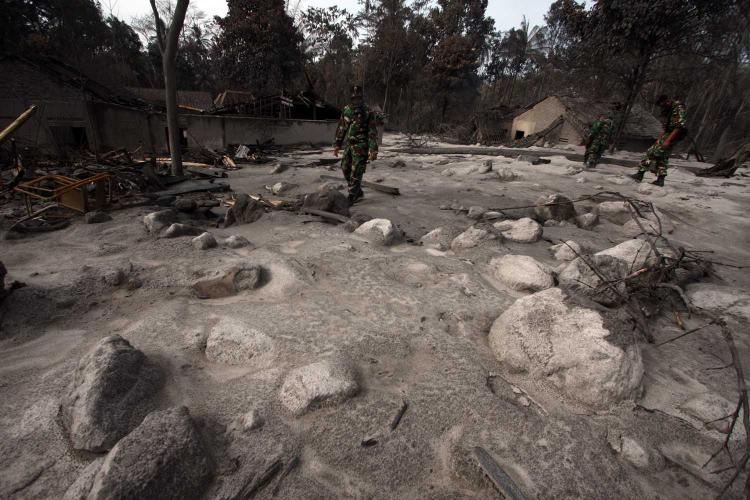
[
  {"xmin": 557, "ymin": 96, "xmax": 663, "ymax": 140},
  {"xmin": 126, "ymin": 87, "xmax": 215, "ymax": 111}
]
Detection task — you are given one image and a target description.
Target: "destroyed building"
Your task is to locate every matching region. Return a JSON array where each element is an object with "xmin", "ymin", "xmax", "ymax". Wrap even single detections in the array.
[
  {"xmin": 0, "ymin": 56, "xmax": 339, "ymax": 156},
  {"xmin": 511, "ymin": 95, "xmax": 663, "ymax": 150}
]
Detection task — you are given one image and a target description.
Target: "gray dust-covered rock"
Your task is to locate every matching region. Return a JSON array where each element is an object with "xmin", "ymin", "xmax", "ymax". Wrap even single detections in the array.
[
  {"xmin": 271, "ymin": 181, "xmax": 298, "ymax": 195},
  {"xmin": 496, "ymin": 167, "xmax": 519, "ymax": 181},
  {"xmin": 162, "ymin": 223, "xmax": 204, "ymax": 238},
  {"xmin": 558, "ymin": 254, "xmax": 628, "ymax": 306},
  {"xmin": 228, "ymin": 410, "xmax": 264, "ymax": 434},
  {"xmin": 303, "ymin": 184, "xmax": 350, "ymax": 217},
  {"xmin": 575, "ymin": 212, "xmax": 599, "ymax": 229},
  {"xmin": 493, "ymin": 217, "xmax": 542, "ymax": 243},
  {"xmin": 467, "ymin": 206, "xmax": 487, "ymax": 220},
  {"xmin": 85, "ymin": 211, "xmax": 112, "ymax": 224},
  {"xmin": 224, "ymin": 193, "xmax": 265, "ymax": 227},
  {"xmin": 143, "ymin": 209, "xmax": 178, "ymax": 234},
  {"xmin": 82, "ymin": 406, "xmax": 213, "ymax": 500},
  {"xmin": 354, "ymin": 218, "xmax": 398, "ymax": 246},
  {"xmin": 596, "ymin": 201, "xmax": 631, "ymax": 225},
  {"xmin": 686, "ymin": 283, "xmax": 750, "ymax": 322},
  {"xmin": 192, "ymin": 264, "xmax": 263, "ymax": 299},
  {"xmin": 61, "ymin": 335, "xmax": 163, "ymax": 452},
  {"xmin": 596, "ymin": 239, "xmax": 654, "ymax": 270},
  {"xmin": 489, "ymin": 255, "xmax": 554, "ymax": 292},
  {"xmin": 451, "ymin": 226, "xmax": 492, "ymax": 250},
  {"xmin": 279, "ymin": 357, "xmax": 359, "ymax": 415},
  {"xmin": 221, "ymin": 235, "xmax": 253, "ymax": 249},
  {"xmin": 535, "ymin": 193, "xmax": 576, "ymax": 222},
  {"xmin": 420, "ymin": 227, "xmax": 452, "ymax": 250},
  {"xmin": 192, "ymin": 232, "xmax": 217, "ymax": 250},
  {"xmin": 174, "ymin": 198, "xmax": 197, "ymax": 213},
  {"xmin": 488, "ymin": 288, "xmax": 643, "ymax": 408},
  {"xmin": 205, "ymin": 317, "xmax": 274, "ymax": 364},
  {"xmin": 549, "ymin": 240, "xmax": 582, "ymax": 261}
]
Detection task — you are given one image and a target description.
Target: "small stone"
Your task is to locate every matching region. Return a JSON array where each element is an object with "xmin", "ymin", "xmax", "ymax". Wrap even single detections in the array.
[
  {"xmin": 142, "ymin": 209, "xmax": 178, "ymax": 234},
  {"xmin": 566, "ymin": 165, "xmax": 584, "ymax": 175},
  {"xmin": 163, "ymin": 223, "xmax": 204, "ymax": 238},
  {"xmin": 205, "ymin": 317, "xmax": 273, "ymax": 364},
  {"xmin": 271, "ymin": 181, "xmax": 298, "ymax": 195},
  {"xmin": 451, "ymin": 226, "xmax": 492, "ymax": 250},
  {"xmin": 279, "ymin": 357, "xmax": 359, "ymax": 415},
  {"xmin": 85, "ymin": 211, "xmax": 112, "ymax": 224},
  {"xmin": 229, "ymin": 410, "xmax": 264, "ymax": 433},
  {"xmin": 192, "ymin": 232, "xmax": 217, "ymax": 250},
  {"xmin": 535, "ymin": 193, "xmax": 576, "ymax": 222},
  {"xmin": 481, "ymin": 159, "xmax": 493, "ymax": 172},
  {"xmin": 493, "ymin": 218, "xmax": 542, "ymax": 243},
  {"xmin": 192, "ymin": 265, "xmax": 263, "ymax": 299},
  {"xmin": 354, "ymin": 218, "xmax": 398, "ymax": 246},
  {"xmin": 390, "ymin": 160, "xmax": 406, "ymax": 168},
  {"xmin": 467, "ymin": 206, "xmax": 487, "ymax": 220},
  {"xmin": 420, "ymin": 227, "xmax": 450, "ymax": 250},
  {"xmin": 518, "ymin": 396, "xmax": 531, "ymax": 407},
  {"xmin": 575, "ymin": 212, "xmax": 599, "ymax": 229},
  {"xmin": 174, "ymin": 198, "xmax": 197, "ymax": 213},
  {"xmin": 497, "ymin": 168, "xmax": 519, "ymax": 181},
  {"xmin": 222, "ymin": 235, "xmax": 253, "ymax": 249}
]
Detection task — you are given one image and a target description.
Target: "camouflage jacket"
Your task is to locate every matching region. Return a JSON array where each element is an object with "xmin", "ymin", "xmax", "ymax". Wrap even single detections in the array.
[
  {"xmin": 664, "ymin": 101, "xmax": 687, "ymax": 133},
  {"xmin": 334, "ymin": 104, "xmax": 379, "ymax": 152},
  {"xmin": 587, "ymin": 118, "xmax": 613, "ymax": 145}
]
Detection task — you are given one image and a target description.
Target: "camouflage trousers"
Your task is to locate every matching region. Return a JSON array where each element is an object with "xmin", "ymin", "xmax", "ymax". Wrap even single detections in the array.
[
  {"xmin": 584, "ymin": 140, "xmax": 607, "ymax": 166},
  {"xmin": 639, "ymin": 132, "xmax": 673, "ymax": 177},
  {"xmin": 341, "ymin": 144, "xmax": 368, "ymax": 194}
]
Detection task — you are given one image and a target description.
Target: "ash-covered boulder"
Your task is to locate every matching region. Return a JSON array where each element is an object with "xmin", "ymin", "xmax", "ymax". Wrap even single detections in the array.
[
  {"xmin": 81, "ymin": 406, "xmax": 213, "ymax": 500},
  {"xmin": 221, "ymin": 235, "xmax": 253, "ymax": 249},
  {"xmin": 596, "ymin": 201, "xmax": 632, "ymax": 225},
  {"xmin": 575, "ymin": 212, "xmax": 599, "ymax": 229},
  {"xmin": 162, "ymin": 223, "xmax": 204, "ymax": 238},
  {"xmin": 595, "ymin": 239, "xmax": 654, "ymax": 271},
  {"xmin": 467, "ymin": 206, "xmax": 487, "ymax": 220},
  {"xmin": 303, "ymin": 185, "xmax": 350, "ymax": 217},
  {"xmin": 488, "ymin": 288, "xmax": 643, "ymax": 408},
  {"xmin": 354, "ymin": 218, "xmax": 398, "ymax": 246},
  {"xmin": 489, "ymin": 255, "xmax": 554, "ymax": 292},
  {"xmin": 558, "ymin": 254, "xmax": 628, "ymax": 306},
  {"xmin": 143, "ymin": 209, "xmax": 178, "ymax": 234},
  {"xmin": 535, "ymin": 193, "xmax": 576, "ymax": 222},
  {"xmin": 192, "ymin": 264, "xmax": 263, "ymax": 299},
  {"xmin": 493, "ymin": 218, "xmax": 542, "ymax": 243},
  {"xmin": 451, "ymin": 226, "xmax": 493, "ymax": 250},
  {"xmin": 224, "ymin": 194, "xmax": 265, "ymax": 227},
  {"xmin": 279, "ymin": 357, "xmax": 359, "ymax": 415},
  {"xmin": 549, "ymin": 240, "xmax": 582, "ymax": 261},
  {"xmin": 420, "ymin": 227, "xmax": 452, "ymax": 250},
  {"xmin": 205, "ymin": 317, "xmax": 274, "ymax": 365},
  {"xmin": 61, "ymin": 335, "xmax": 163, "ymax": 452}
]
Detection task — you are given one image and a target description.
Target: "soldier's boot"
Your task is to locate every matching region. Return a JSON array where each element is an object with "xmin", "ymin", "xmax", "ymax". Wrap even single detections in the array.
[
  {"xmin": 652, "ymin": 175, "xmax": 666, "ymax": 187},
  {"xmin": 629, "ymin": 171, "xmax": 645, "ymax": 183}
]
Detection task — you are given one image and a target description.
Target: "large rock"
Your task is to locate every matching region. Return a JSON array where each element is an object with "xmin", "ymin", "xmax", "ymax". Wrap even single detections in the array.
[
  {"xmin": 558, "ymin": 254, "xmax": 629, "ymax": 306},
  {"xmin": 686, "ymin": 283, "xmax": 750, "ymax": 322},
  {"xmin": 596, "ymin": 201, "xmax": 631, "ymax": 225},
  {"xmin": 354, "ymin": 218, "xmax": 398, "ymax": 246},
  {"xmin": 488, "ymin": 288, "xmax": 643, "ymax": 407},
  {"xmin": 549, "ymin": 240, "xmax": 582, "ymax": 261},
  {"xmin": 450, "ymin": 226, "xmax": 492, "ymax": 250},
  {"xmin": 596, "ymin": 239, "xmax": 654, "ymax": 270},
  {"xmin": 61, "ymin": 335, "xmax": 163, "ymax": 452},
  {"xmin": 221, "ymin": 235, "xmax": 253, "ymax": 249},
  {"xmin": 224, "ymin": 193, "xmax": 265, "ymax": 227},
  {"xmin": 83, "ymin": 407, "xmax": 213, "ymax": 500},
  {"xmin": 535, "ymin": 193, "xmax": 576, "ymax": 222},
  {"xmin": 489, "ymin": 255, "xmax": 554, "ymax": 292},
  {"xmin": 192, "ymin": 264, "xmax": 263, "ymax": 299},
  {"xmin": 420, "ymin": 227, "xmax": 451, "ymax": 250},
  {"xmin": 575, "ymin": 212, "xmax": 599, "ymax": 230},
  {"xmin": 192, "ymin": 232, "xmax": 217, "ymax": 250},
  {"xmin": 493, "ymin": 218, "xmax": 542, "ymax": 243},
  {"xmin": 143, "ymin": 209, "xmax": 178, "ymax": 234},
  {"xmin": 205, "ymin": 317, "xmax": 274, "ymax": 365},
  {"xmin": 279, "ymin": 357, "xmax": 359, "ymax": 415},
  {"xmin": 303, "ymin": 185, "xmax": 350, "ymax": 217}
]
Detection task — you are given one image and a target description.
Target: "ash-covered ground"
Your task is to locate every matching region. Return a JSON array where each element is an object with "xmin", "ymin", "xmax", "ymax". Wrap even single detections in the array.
[{"xmin": 1, "ymin": 133, "xmax": 749, "ymax": 499}]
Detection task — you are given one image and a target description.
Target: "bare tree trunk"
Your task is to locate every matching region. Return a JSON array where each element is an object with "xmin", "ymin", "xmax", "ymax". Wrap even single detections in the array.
[
  {"xmin": 610, "ymin": 55, "xmax": 649, "ymax": 153},
  {"xmin": 151, "ymin": 0, "xmax": 189, "ymax": 177}
]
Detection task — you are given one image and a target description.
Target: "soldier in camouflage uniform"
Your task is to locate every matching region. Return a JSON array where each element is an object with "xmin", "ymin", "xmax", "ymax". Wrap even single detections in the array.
[
  {"xmin": 334, "ymin": 85, "xmax": 379, "ymax": 204},
  {"xmin": 583, "ymin": 113, "xmax": 613, "ymax": 168},
  {"xmin": 631, "ymin": 95, "xmax": 687, "ymax": 186}
]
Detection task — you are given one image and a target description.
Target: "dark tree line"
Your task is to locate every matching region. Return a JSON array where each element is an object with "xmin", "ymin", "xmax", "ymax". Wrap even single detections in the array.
[{"xmin": 1, "ymin": 0, "xmax": 747, "ymax": 155}]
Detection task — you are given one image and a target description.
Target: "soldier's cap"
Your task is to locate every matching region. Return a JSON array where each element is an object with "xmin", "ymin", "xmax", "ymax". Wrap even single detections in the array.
[{"xmin": 350, "ymin": 85, "xmax": 364, "ymax": 98}]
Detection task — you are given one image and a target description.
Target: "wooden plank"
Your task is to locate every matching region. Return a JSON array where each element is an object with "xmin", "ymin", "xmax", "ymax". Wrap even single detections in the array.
[
  {"xmin": 151, "ymin": 179, "xmax": 230, "ymax": 197},
  {"xmin": 0, "ymin": 105, "xmax": 38, "ymax": 144},
  {"xmin": 319, "ymin": 174, "xmax": 400, "ymax": 195},
  {"xmin": 299, "ymin": 207, "xmax": 350, "ymax": 223}
]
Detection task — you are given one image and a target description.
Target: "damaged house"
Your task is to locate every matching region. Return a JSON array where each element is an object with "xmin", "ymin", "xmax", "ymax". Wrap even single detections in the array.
[
  {"xmin": 0, "ymin": 56, "xmax": 339, "ymax": 156},
  {"xmin": 511, "ymin": 95, "xmax": 664, "ymax": 151}
]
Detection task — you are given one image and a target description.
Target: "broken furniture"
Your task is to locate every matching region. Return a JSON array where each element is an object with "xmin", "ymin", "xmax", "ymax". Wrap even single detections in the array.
[{"xmin": 14, "ymin": 172, "xmax": 112, "ymax": 215}]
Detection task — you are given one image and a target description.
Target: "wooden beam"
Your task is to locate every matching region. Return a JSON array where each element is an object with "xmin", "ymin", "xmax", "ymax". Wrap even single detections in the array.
[{"xmin": 0, "ymin": 105, "xmax": 38, "ymax": 145}]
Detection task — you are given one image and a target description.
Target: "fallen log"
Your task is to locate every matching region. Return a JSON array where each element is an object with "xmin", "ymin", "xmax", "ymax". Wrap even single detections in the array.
[
  {"xmin": 319, "ymin": 174, "xmax": 400, "ymax": 195},
  {"xmin": 696, "ymin": 143, "xmax": 749, "ymax": 178},
  {"xmin": 299, "ymin": 207, "xmax": 350, "ymax": 223}
]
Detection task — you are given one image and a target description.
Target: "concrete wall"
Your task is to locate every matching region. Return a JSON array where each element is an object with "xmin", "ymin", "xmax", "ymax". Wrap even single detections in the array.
[{"xmin": 512, "ymin": 97, "xmax": 566, "ymax": 139}]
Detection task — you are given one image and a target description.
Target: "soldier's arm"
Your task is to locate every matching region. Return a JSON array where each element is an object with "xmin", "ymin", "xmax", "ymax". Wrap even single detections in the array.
[{"xmin": 334, "ymin": 106, "xmax": 351, "ymax": 149}]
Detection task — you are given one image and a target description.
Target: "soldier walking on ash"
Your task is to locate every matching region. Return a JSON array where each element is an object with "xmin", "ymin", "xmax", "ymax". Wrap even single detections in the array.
[
  {"xmin": 630, "ymin": 95, "xmax": 687, "ymax": 186},
  {"xmin": 583, "ymin": 113, "xmax": 613, "ymax": 168},
  {"xmin": 334, "ymin": 85, "xmax": 379, "ymax": 205}
]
